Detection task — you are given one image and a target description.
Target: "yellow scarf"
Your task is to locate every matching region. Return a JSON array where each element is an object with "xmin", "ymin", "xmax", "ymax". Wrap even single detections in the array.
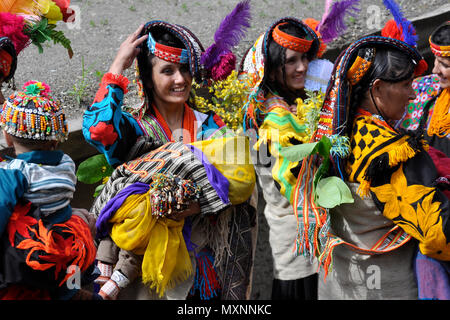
[
  {"xmin": 347, "ymin": 110, "xmax": 428, "ymax": 198},
  {"xmin": 109, "ymin": 192, "xmax": 193, "ymax": 297},
  {"xmin": 427, "ymin": 88, "xmax": 450, "ymax": 138}
]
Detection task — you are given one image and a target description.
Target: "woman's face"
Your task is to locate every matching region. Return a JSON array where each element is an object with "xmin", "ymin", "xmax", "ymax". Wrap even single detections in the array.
[
  {"xmin": 149, "ymin": 56, "xmax": 192, "ymax": 107},
  {"xmin": 432, "ymin": 56, "xmax": 450, "ymax": 89},
  {"xmin": 375, "ymin": 75, "xmax": 416, "ymax": 120},
  {"xmin": 273, "ymin": 49, "xmax": 309, "ymax": 92}
]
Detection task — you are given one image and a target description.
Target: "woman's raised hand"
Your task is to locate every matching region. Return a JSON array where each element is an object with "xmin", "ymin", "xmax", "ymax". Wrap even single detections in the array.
[{"xmin": 108, "ymin": 24, "xmax": 149, "ymax": 75}]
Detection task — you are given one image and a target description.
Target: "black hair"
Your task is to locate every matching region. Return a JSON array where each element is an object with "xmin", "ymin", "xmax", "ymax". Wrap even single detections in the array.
[
  {"xmin": 348, "ymin": 46, "xmax": 416, "ymax": 135},
  {"xmin": 136, "ymin": 26, "xmax": 187, "ymax": 103},
  {"xmin": 0, "ymin": 38, "xmax": 17, "ymax": 82},
  {"xmin": 431, "ymin": 23, "xmax": 450, "ymax": 46},
  {"xmin": 263, "ymin": 23, "xmax": 312, "ymax": 105}
]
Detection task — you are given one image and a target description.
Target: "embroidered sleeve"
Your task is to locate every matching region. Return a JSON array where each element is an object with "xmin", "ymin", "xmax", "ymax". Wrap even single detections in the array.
[
  {"xmin": 0, "ymin": 168, "xmax": 28, "ymax": 236},
  {"xmin": 83, "ymin": 73, "xmax": 144, "ymax": 167}
]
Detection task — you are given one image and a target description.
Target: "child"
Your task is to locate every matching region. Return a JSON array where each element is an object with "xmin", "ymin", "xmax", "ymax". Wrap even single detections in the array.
[{"xmin": 0, "ymin": 80, "xmax": 98, "ymax": 300}]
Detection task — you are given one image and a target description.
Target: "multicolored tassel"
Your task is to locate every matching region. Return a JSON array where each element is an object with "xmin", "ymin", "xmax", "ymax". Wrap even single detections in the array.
[{"xmin": 189, "ymin": 248, "xmax": 221, "ymax": 300}]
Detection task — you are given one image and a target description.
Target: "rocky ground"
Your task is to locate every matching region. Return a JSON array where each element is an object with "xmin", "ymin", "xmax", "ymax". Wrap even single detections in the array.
[{"xmin": 3, "ymin": 0, "xmax": 449, "ymax": 300}]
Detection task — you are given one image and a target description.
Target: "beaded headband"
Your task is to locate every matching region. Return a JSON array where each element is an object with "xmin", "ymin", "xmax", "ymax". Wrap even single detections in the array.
[
  {"xmin": 0, "ymin": 81, "xmax": 68, "ymax": 142},
  {"xmin": 430, "ymin": 41, "xmax": 450, "ymax": 57},
  {"xmin": 272, "ymin": 22, "xmax": 314, "ymax": 53},
  {"xmin": 429, "ymin": 21, "xmax": 450, "ymax": 57},
  {"xmin": 347, "ymin": 48, "xmax": 376, "ymax": 86},
  {"xmin": 147, "ymin": 31, "xmax": 189, "ymax": 64}
]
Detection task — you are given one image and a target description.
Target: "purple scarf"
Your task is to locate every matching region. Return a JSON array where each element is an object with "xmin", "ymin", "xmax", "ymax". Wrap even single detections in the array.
[
  {"xmin": 96, "ymin": 181, "xmax": 196, "ymax": 252},
  {"xmin": 188, "ymin": 144, "xmax": 230, "ymax": 204},
  {"xmin": 415, "ymin": 250, "xmax": 450, "ymax": 300}
]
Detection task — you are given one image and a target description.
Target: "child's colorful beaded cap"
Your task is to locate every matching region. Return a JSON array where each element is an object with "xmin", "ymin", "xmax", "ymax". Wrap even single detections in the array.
[{"xmin": 0, "ymin": 81, "xmax": 68, "ymax": 142}]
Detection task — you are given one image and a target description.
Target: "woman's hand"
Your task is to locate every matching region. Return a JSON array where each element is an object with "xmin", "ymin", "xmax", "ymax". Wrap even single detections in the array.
[
  {"xmin": 108, "ymin": 24, "xmax": 149, "ymax": 75},
  {"xmin": 168, "ymin": 201, "xmax": 201, "ymax": 222}
]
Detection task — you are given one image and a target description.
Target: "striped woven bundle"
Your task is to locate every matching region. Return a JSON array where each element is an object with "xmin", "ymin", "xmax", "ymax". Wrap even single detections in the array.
[{"xmin": 91, "ymin": 141, "xmax": 230, "ymax": 218}]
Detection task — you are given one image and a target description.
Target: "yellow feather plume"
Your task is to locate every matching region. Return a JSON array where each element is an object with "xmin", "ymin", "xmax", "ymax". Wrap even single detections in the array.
[{"xmin": 0, "ymin": 0, "xmax": 50, "ymax": 18}]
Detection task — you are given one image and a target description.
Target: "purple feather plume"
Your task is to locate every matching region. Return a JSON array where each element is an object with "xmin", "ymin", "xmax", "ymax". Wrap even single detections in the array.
[
  {"xmin": 201, "ymin": 0, "xmax": 251, "ymax": 70},
  {"xmin": 317, "ymin": 0, "xmax": 361, "ymax": 43},
  {"xmin": 382, "ymin": 0, "xmax": 417, "ymax": 46}
]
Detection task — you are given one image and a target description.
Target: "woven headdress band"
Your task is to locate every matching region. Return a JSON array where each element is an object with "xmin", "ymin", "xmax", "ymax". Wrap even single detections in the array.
[
  {"xmin": 429, "ymin": 21, "xmax": 450, "ymax": 57},
  {"xmin": 430, "ymin": 41, "xmax": 450, "ymax": 57},
  {"xmin": 272, "ymin": 22, "xmax": 313, "ymax": 53},
  {"xmin": 347, "ymin": 48, "xmax": 376, "ymax": 86},
  {"xmin": 147, "ymin": 32, "xmax": 189, "ymax": 64}
]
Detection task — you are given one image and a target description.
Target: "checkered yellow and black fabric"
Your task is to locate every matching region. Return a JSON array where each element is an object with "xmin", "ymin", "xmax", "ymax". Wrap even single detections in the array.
[
  {"xmin": 346, "ymin": 109, "xmax": 428, "ymax": 196},
  {"xmin": 345, "ymin": 110, "xmax": 450, "ymax": 260}
]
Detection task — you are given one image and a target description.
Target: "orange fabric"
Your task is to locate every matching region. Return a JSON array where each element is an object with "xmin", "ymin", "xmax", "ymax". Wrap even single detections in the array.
[
  {"xmin": 272, "ymin": 22, "xmax": 313, "ymax": 53},
  {"xmin": 427, "ymin": 88, "xmax": 450, "ymax": 138},
  {"xmin": 152, "ymin": 103, "xmax": 197, "ymax": 143}
]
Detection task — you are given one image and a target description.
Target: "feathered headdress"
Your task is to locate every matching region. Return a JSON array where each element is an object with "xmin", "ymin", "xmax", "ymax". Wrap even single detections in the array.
[
  {"xmin": 0, "ymin": 0, "xmax": 75, "ymax": 58},
  {"xmin": 380, "ymin": 0, "xmax": 428, "ymax": 75},
  {"xmin": 201, "ymin": 0, "xmax": 251, "ymax": 81},
  {"xmin": 316, "ymin": 0, "xmax": 361, "ymax": 44},
  {"xmin": 381, "ymin": 0, "xmax": 417, "ymax": 47}
]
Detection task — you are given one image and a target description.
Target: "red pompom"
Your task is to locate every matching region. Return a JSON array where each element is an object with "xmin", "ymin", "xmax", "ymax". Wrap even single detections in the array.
[
  {"xmin": 53, "ymin": 0, "xmax": 75, "ymax": 23},
  {"xmin": 415, "ymin": 59, "xmax": 428, "ymax": 77},
  {"xmin": 381, "ymin": 19, "xmax": 404, "ymax": 40},
  {"xmin": 211, "ymin": 51, "xmax": 236, "ymax": 81},
  {"xmin": 0, "ymin": 13, "xmax": 30, "ymax": 54},
  {"xmin": 303, "ymin": 18, "xmax": 327, "ymax": 57}
]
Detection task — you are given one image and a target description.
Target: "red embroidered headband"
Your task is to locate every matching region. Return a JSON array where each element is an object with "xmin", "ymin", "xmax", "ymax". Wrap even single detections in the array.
[
  {"xmin": 147, "ymin": 32, "xmax": 189, "ymax": 64},
  {"xmin": 429, "ymin": 21, "xmax": 450, "ymax": 58},
  {"xmin": 429, "ymin": 38, "xmax": 450, "ymax": 57},
  {"xmin": 272, "ymin": 22, "xmax": 313, "ymax": 53}
]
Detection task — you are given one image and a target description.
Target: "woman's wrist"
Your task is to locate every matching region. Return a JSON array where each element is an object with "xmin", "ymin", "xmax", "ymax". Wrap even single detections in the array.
[{"xmin": 108, "ymin": 58, "xmax": 126, "ymax": 75}]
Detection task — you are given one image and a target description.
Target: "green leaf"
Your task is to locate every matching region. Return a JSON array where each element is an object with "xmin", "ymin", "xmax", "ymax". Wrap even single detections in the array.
[
  {"xmin": 314, "ymin": 176, "xmax": 354, "ymax": 208},
  {"xmin": 93, "ymin": 184, "xmax": 105, "ymax": 198},
  {"xmin": 315, "ymin": 136, "xmax": 332, "ymax": 158},
  {"xmin": 279, "ymin": 141, "xmax": 319, "ymax": 162},
  {"xmin": 279, "ymin": 136, "xmax": 332, "ymax": 162},
  {"xmin": 76, "ymin": 154, "xmax": 113, "ymax": 184}
]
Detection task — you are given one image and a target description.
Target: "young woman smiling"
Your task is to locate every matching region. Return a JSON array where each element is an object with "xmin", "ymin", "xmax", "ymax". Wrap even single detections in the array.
[
  {"xmin": 83, "ymin": 18, "xmax": 257, "ymax": 301},
  {"xmin": 240, "ymin": 17, "xmax": 327, "ymax": 300}
]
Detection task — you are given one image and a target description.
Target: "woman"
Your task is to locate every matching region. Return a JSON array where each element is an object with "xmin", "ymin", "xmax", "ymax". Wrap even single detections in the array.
[
  {"xmin": 239, "ymin": 17, "xmax": 328, "ymax": 300},
  {"xmin": 83, "ymin": 19, "xmax": 256, "ymax": 300},
  {"xmin": 314, "ymin": 32, "xmax": 450, "ymax": 299},
  {"xmin": 400, "ymin": 21, "xmax": 450, "ymax": 156},
  {"xmin": 398, "ymin": 21, "xmax": 450, "ymax": 300}
]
